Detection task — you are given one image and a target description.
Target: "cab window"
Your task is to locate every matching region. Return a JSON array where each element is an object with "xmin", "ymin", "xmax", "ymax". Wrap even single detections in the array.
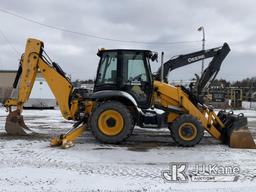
[
  {"xmin": 96, "ymin": 52, "xmax": 117, "ymax": 85},
  {"xmin": 122, "ymin": 52, "xmax": 148, "ymax": 83}
]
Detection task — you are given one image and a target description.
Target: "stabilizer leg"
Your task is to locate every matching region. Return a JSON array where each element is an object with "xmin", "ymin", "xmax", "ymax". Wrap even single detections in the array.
[{"xmin": 50, "ymin": 124, "xmax": 86, "ymax": 149}]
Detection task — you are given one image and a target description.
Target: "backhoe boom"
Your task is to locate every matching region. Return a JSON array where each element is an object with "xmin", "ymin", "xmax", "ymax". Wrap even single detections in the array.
[
  {"xmin": 4, "ymin": 38, "xmax": 74, "ymax": 120},
  {"xmin": 155, "ymin": 43, "xmax": 230, "ymax": 95},
  {"xmin": 4, "ymin": 38, "xmax": 82, "ymax": 137}
]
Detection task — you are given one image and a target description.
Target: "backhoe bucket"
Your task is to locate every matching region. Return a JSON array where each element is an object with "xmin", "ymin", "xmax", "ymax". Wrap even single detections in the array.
[
  {"xmin": 218, "ymin": 111, "xmax": 256, "ymax": 149},
  {"xmin": 5, "ymin": 110, "xmax": 33, "ymax": 135}
]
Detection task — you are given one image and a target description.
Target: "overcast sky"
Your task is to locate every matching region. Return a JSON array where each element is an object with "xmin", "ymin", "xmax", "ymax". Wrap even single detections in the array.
[{"xmin": 0, "ymin": 0, "xmax": 255, "ymax": 81}]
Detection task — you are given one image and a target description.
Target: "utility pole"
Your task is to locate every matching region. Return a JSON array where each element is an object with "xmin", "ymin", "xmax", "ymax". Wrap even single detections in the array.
[{"xmin": 197, "ymin": 26, "xmax": 205, "ymax": 76}]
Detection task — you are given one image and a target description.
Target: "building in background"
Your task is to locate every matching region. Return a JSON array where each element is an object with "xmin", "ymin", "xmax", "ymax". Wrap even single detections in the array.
[
  {"xmin": 0, "ymin": 70, "xmax": 16, "ymax": 103},
  {"xmin": 0, "ymin": 70, "xmax": 56, "ymax": 109},
  {"xmin": 23, "ymin": 77, "xmax": 56, "ymax": 109}
]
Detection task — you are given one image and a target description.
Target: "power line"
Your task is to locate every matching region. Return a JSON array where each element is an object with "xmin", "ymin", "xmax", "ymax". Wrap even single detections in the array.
[
  {"xmin": 0, "ymin": 27, "xmax": 19, "ymax": 56},
  {"xmin": 0, "ymin": 8, "xmax": 201, "ymax": 45}
]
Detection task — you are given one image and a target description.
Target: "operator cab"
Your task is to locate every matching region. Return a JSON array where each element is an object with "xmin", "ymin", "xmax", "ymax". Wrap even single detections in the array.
[{"xmin": 94, "ymin": 49, "xmax": 157, "ymax": 109}]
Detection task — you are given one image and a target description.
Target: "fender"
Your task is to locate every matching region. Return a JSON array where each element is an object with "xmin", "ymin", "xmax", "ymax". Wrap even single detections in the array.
[{"xmin": 90, "ymin": 90, "xmax": 138, "ymax": 107}]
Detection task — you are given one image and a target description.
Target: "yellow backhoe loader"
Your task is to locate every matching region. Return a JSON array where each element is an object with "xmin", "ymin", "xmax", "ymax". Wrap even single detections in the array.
[{"xmin": 3, "ymin": 38, "xmax": 256, "ymax": 149}]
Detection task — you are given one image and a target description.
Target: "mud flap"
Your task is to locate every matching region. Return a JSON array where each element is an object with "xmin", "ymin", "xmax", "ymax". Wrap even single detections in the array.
[
  {"xmin": 218, "ymin": 111, "xmax": 256, "ymax": 149},
  {"xmin": 5, "ymin": 110, "xmax": 33, "ymax": 135}
]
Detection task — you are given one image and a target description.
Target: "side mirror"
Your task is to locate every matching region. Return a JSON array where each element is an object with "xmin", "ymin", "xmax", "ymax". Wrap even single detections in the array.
[{"xmin": 151, "ymin": 53, "xmax": 158, "ymax": 62}]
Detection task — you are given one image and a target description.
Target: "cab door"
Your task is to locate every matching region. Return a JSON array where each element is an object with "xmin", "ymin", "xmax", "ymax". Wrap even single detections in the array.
[
  {"xmin": 121, "ymin": 51, "xmax": 153, "ymax": 108},
  {"xmin": 94, "ymin": 51, "xmax": 119, "ymax": 91}
]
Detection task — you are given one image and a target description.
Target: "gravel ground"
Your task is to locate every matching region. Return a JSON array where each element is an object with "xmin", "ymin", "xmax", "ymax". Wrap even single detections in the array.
[{"xmin": 0, "ymin": 108, "xmax": 256, "ymax": 192}]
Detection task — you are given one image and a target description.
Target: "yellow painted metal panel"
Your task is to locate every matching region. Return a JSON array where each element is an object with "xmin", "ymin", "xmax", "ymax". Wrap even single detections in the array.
[
  {"xmin": 153, "ymin": 80, "xmax": 222, "ymax": 140},
  {"xmin": 38, "ymin": 58, "xmax": 73, "ymax": 119}
]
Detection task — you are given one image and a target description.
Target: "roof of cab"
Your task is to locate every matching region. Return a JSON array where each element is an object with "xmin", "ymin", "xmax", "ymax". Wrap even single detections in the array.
[{"xmin": 97, "ymin": 48, "xmax": 152, "ymax": 56}]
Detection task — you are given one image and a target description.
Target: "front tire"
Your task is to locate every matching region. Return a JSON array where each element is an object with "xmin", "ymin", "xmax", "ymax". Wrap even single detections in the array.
[
  {"xmin": 169, "ymin": 114, "xmax": 204, "ymax": 147},
  {"xmin": 89, "ymin": 101, "xmax": 133, "ymax": 144}
]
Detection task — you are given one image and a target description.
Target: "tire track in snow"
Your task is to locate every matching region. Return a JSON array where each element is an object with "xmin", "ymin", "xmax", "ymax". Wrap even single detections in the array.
[{"xmin": 0, "ymin": 139, "xmax": 164, "ymax": 181}]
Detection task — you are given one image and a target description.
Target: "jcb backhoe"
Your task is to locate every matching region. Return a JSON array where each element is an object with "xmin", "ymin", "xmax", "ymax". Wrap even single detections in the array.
[{"xmin": 3, "ymin": 38, "xmax": 256, "ymax": 149}]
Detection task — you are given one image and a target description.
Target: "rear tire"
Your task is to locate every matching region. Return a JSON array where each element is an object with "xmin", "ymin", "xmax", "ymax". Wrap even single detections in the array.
[
  {"xmin": 169, "ymin": 114, "xmax": 204, "ymax": 147},
  {"xmin": 89, "ymin": 101, "xmax": 134, "ymax": 144}
]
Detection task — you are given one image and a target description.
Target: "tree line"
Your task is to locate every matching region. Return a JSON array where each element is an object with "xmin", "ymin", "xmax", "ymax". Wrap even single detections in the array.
[{"xmin": 212, "ymin": 77, "xmax": 256, "ymax": 88}]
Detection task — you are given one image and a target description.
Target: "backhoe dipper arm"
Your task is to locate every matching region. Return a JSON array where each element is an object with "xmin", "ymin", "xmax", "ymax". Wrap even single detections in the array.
[
  {"xmin": 4, "ymin": 38, "xmax": 74, "ymax": 120},
  {"xmin": 155, "ymin": 43, "xmax": 230, "ymax": 87},
  {"xmin": 196, "ymin": 43, "xmax": 230, "ymax": 94}
]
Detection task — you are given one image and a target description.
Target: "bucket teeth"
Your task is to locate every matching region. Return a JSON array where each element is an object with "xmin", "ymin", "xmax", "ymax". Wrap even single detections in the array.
[
  {"xmin": 217, "ymin": 111, "xmax": 256, "ymax": 149},
  {"xmin": 5, "ymin": 110, "xmax": 33, "ymax": 136}
]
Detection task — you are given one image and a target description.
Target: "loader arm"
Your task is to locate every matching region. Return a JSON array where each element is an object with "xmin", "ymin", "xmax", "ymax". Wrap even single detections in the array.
[
  {"xmin": 4, "ymin": 38, "xmax": 74, "ymax": 120},
  {"xmin": 153, "ymin": 80, "xmax": 255, "ymax": 149},
  {"xmin": 155, "ymin": 43, "xmax": 230, "ymax": 95},
  {"xmin": 153, "ymin": 81, "xmax": 222, "ymax": 140}
]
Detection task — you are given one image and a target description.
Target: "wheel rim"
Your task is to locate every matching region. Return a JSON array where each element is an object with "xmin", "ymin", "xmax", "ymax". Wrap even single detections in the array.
[
  {"xmin": 178, "ymin": 123, "xmax": 197, "ymax": 141},
  {"xmin": 98, "ymin": 109, "xmax": 124, "ymax": 136}
]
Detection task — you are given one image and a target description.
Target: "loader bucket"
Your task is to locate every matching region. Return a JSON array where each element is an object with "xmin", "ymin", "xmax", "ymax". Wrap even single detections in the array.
[
  {"xmin": 218, "ymin": 111, "xmax": 256, "ymax": 149},
  {"xmin": 5, "ymin": 110, "xmax": 33, "ymax": 135}
]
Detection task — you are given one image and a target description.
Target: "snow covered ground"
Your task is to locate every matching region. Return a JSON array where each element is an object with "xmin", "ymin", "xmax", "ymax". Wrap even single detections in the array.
[{"xmin": 0, "ymin": 108, "xmax": 256, "ymax": 192}]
